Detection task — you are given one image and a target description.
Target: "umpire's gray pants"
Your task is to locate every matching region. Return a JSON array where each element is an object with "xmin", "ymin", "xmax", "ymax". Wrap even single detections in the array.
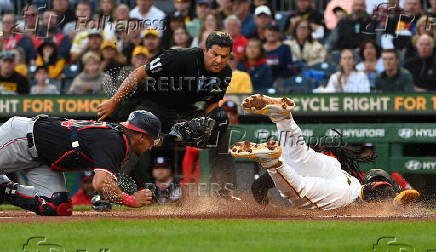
[{"xmin": 0, "ymin": 117, "xmax": 66, "ymax": 198}]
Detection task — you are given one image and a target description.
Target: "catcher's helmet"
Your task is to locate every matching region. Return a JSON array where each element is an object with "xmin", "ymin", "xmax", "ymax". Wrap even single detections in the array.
[
  {"xmin": 361, "ymin": 181, "xmax": 396, "ymax": 202},
  {"xmin": 120, "ymin": 110, "xmax": 161, "ymax": 138}
]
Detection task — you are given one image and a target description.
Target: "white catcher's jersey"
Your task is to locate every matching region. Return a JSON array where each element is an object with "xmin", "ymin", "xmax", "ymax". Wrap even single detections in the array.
[{"xmin": 267, "ymin": 119, "xmax": 362, "ymax": 210}]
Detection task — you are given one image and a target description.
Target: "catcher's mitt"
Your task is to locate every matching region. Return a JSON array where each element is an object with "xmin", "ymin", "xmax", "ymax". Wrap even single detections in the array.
[{"xmin": 169, "ymin": 117, "xmax": 216, "ymax": 148}]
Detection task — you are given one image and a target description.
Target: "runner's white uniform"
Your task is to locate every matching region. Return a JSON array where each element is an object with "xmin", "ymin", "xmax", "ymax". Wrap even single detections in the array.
[{"xmin": 267, "ymin": 118, "xmax": 363, "ymax": 210}]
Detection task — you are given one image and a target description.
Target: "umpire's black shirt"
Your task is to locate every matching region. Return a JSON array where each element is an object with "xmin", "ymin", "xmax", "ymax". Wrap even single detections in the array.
[
  {"xmin": 33, "ymin": 118, "xmax": 130, "ymax": 179},
  {"xmin": 142, "ymin": 47, "xmax": 232, "ymax": 111}
]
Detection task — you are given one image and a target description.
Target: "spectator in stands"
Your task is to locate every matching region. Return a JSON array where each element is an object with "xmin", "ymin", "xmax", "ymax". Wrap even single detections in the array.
[
  {"xmin": 171, "ymin": 27, "xmax": 192, "ymax": 48},
  {"xmin": 405, "ymin": 34, "xmax": 436, "ymax": 91},
  {"xmin": 226, "ymin": 52, "xmax": 253, "ymax": 94},
  {"xmin": 131, "ymin": 46, "xmax": 149, "ymax": 68},
  {"xmin": 115, "ymin": 4, "xmax": 130, "ymax": 21},
  {"xmin": 233, "ymin": 0, "xmax": 256, "ymax": 37},
  {"xmin": 71, "ymin": 171, "xmax": 95, "ymax": 205},
  {"xmin": 221, "ymin": 99, "xmax": 239, "ymax": 125},
  {"xmin": 35, "ymin": 10, "xmax": 72, "ymax": 61},
  {"xmin": 118, "ymin": 18, "xmax": 143, "ymax": 65},
  {"xmin": 1, "ymin": 13, "xmax": 36, "ymax": 64},
  {"xmin": 332, "ymin": 6, "xmax": 348, "ymax": 23},
  {"xmin": 186, "ymin": 0, "xmax": 212, "ymax": 38},
  {"xmin": 246, "ymin": 5, "xmax": 272, "ymax": 42},
  {"xmin": 404, "ymin": 0, "xmax": 422, "ymax": 21},
  {"xmin": 324, "ymin": 0, "xmax": 353, "ymax": 30},
  {"xmin": 330, "ymin": 0, "xmax": 377, "ymax": 50},
  {"xmin": 63, "ymin": 1, "xmax": 93, "ymax": 39},
  {"xmin": 162, "ymin": 11, "xmax": 186, "ymax": 50},
  {"xmin": 142, "ymin": 29, "xmax": 161, "ymax": 59},
  {"xmin": 428, "ymin": 0, "xmax": 436, "ymax": 17},
  {"xmin": 366, "ymin": 0, "xmax": 395, "ymax": 15},
  {"xmin": 324, "ymin": 49, "xmax": 370, "ymax": 93},
  {"xmin": 31, "ymin": 66, "xmax": 60, "ymax": 95},
  {"xmin": 284, "ymin": 0, "xmax": 324, "ymax": 39},
  {"xmin": 53, "ymin": 0, "xmax": 76, "ymax": 29},
  {"xmin": 191, "ymin": 13, "xmax": 221, "ymax": 48},
  {"xmin": 68, "ymin": 52, "xmax": 111, "ymax": 94},
  {"xmin": 12, "ymin": 48, "xmax": 28, "ymax": 79},
  {"xmin": 100, "ymin": 40, "xmax": 127, "ymax": 82},
  {"xmin": 285, "ymin": 18, "xmax": 326, "ymax": 67},
  {"xmin": 0, "ymin": 51, "xmax": 29, "ymax": 94},
  {"xmin": 215, "ymin": 0, "xmax": 233, "ymax": 22},
  {"xmin": 71, "ymin": 30, "xmax": 105, "ymax": 63},
  {"xmin": 263, "ymin": 21, "xmax": 294, "ymax": 82},
  {"xmin": 36, "ymin": 41, "xmax": 66, "ymax": 79},
  {"xmin": 116, "ymin": 46, "xmax": 149, "ymax": 87},
  {"xmin": 225, "ymin": 15, "xmax": 248, "ymax": 60},
  {"xmin": 21, "ymin": 4, "xmax": 38, "ymax": 35},
  {"xmin": 99, "ymin": 0, "xmax": 115, "ymax": 18},
  {"xmin": 375, "ymin": 49, "xmax": 414, "ymax": 93},
  {"xmin": 389, "ymin": 0, "xmax": 423, "ymax": 50},
  {"xmin": 356, "ymin": 40, "xmax": 384, "ymax": 89},
  {"xmin": 130, "ymin": 0, "xmax": 166, "ymax": 36},
  {"xmin": 404, "ymin": 15, "xmax": 436, "ymax": 60},
  {"xmin": 150, "ymin": 156, "xmax": 182, "ymax": 204},
  {"xmin": 172, "ymin": 0, "xmax": 194, "ymax": 23},
  {"xmin": 238, "ymin": 38, "xmax": 273, "ymax": 93}
]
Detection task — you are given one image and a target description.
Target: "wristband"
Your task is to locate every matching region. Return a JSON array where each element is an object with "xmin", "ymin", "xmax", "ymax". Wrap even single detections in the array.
[{"xmin": 121, "ymin": 192, "xmax": 136, "ymax": 207}]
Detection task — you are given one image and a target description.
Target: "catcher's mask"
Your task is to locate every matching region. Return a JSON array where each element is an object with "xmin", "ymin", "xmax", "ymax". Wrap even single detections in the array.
[{"xmin": 361, "ymin": 181, "xmax": 396, "ymax": 202}]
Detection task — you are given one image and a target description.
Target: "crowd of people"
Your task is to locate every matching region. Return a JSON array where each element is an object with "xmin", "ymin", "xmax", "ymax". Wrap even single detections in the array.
[{"xmin": 0, "ymin": 0, "xmax": 435, "ymax": 95}]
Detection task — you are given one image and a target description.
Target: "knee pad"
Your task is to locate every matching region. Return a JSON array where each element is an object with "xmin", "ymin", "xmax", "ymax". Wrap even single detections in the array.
[{"xmin": 35, "ymin": 192, "xmax": 73, "ymax": 216}]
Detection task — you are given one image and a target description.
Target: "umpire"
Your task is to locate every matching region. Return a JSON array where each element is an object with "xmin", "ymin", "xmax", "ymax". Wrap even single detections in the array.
[
  {"xmin": 97, "ymin": 31, "xmax": 233, "ymax": 145},
  {"xmin": 0, "ymin": 111, "xmax": 161, "ymax": 216}
]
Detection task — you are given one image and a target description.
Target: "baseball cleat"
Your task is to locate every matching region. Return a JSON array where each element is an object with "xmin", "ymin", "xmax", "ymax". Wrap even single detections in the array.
[
  {"xmin": 393, "ymin": 189, "xmax": 420, "ymax": 206},
  {"xmin": 242, "ymin": 94, "xmax": 295, "ymax": 122},
  {"xmin": 230, "ymin": 140, "xmax": 282, "ymax": 168},
  {"xmin": 0, "ymin": 175, "xmax": 10, "ymax": 204}
]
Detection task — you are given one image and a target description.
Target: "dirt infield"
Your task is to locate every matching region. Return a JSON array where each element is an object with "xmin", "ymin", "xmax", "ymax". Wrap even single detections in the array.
[{"xmin": 1, "ymin": 197, "xmax": 435, "ymax": 223}]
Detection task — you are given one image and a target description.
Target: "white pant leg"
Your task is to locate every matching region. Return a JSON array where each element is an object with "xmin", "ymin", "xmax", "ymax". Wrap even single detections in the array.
[
  {"xmin": 0, "ymin": 117, "xmax": 39, "ymax": 174},
  {"xmin": 22, "ymin": 165, "xmax": 67, "ymax": 198},
  {"xmin": 277, "ymin": 118, "xmax": 344, "ymax": 181},
  {"xmin": 267, "ymin": 162, "xmax": 356, "ymax": 210}
]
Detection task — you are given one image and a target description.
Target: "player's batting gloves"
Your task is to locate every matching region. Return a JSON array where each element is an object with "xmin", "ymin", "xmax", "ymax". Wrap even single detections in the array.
[{"xmin": 169, "ymin": 117, "xmax": 216, "ymax": 148}]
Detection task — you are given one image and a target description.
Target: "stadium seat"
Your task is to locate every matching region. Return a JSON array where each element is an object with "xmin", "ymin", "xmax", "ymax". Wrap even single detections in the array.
[
  {"xmin": 275, "ymin": 76, "xmax": 317, "ymax": 94},
  {"xmin": 327, "ymin": 50, "xmax": 341, "ymax": 65},
  {"xmin": 61, "ymin": 65, "xmax": 81, "ymax": 94},
  {"xmin": 309, "ymin": 62, "xmax": 338, "ymax": 77},
  {"xmin": 274, "ymin": 11, "xmax": 291, "ymax": 34}
]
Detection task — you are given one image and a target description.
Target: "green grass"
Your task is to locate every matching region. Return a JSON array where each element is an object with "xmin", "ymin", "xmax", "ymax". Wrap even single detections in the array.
[{"xmin": 1, "ymin": 219, "xmax": 436, "ymax": 252}]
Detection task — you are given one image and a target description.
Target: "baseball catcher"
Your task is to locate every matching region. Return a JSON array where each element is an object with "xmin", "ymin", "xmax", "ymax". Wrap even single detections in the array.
[
  {"xmin": 230, "ymin": 94, "xmax": 420, "ymax": 210},
  {"xmin": 96, "ymin": 31, "xmax": 233, "ymax": 148},
  {"xmin": 0, "ymin": 110, "xmax": 162, "ymax": 216}
]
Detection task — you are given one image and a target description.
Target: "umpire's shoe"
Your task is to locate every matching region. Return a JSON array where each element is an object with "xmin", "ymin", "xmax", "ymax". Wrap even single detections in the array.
[
  {"xmin": 242, "ymin": 94, "xmax": 295, "ymax": 122},
  {"xmin": 230, "ymin": 140, "xmax": 282, "ymax": 168},
  {"xmin": 169, "ymin": 117, "xmax": 215, "ymax": 148}
]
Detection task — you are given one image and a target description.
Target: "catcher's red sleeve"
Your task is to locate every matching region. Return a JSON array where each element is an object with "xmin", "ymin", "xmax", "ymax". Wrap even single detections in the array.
[{"xmin": 390, "ymin": 172, "xmax": 413, "ymax": 190}]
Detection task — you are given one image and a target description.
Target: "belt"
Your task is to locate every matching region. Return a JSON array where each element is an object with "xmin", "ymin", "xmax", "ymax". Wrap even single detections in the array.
[{"xmin": 26, "ymin": 119, "xmax": 39, "ymax": 159}]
